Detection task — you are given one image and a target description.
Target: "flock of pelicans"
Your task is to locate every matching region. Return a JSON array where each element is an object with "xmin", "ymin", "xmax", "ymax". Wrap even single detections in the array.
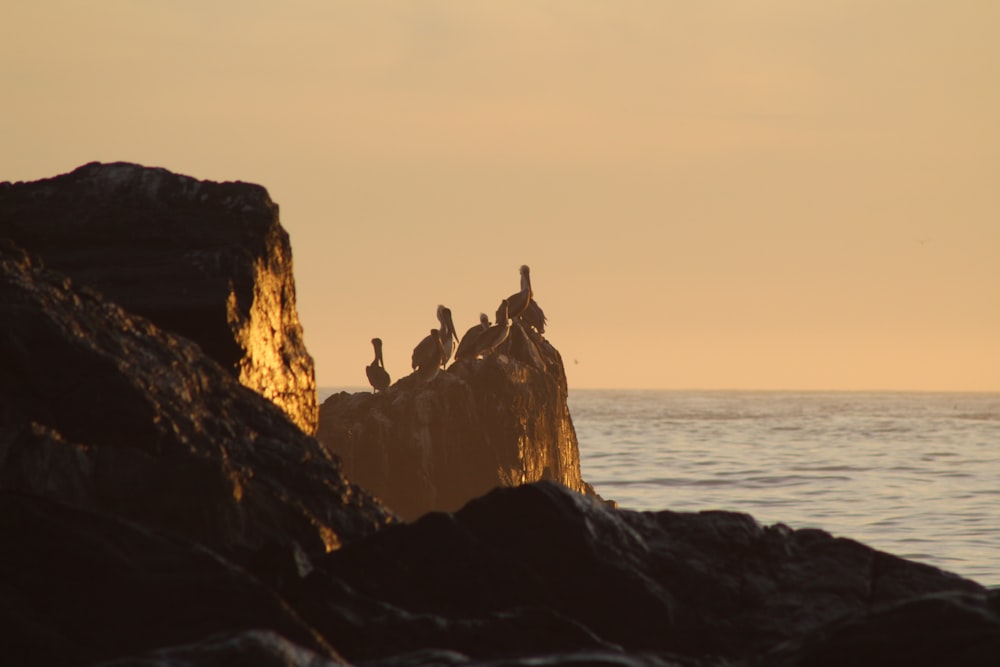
[{"xmin": 365, "ymin": 265, "xmax": 547, "ymax": 392}]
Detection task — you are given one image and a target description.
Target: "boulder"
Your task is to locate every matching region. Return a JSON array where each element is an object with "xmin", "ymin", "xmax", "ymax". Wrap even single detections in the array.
[
  {"xmin": 288, "ymin": 481, "xmax": 993, "ymax": 665},
  {"xmin": 762, "ymin": 588, "xmax": 1000, "ymax": 667},
  {"xmin": 0, "ymin": 491, "xmax": 343, "ymax": 667},
  {"xmin": 316, "ymin": 321, "xmax": 601, "ymax": 520},
  {"xmin": 0, "ymin": 162, "xmax": 317, "ymax": 433},
  {"xmin": 0, "ymin": 241, "xmax": 393, "ymax": 562}
]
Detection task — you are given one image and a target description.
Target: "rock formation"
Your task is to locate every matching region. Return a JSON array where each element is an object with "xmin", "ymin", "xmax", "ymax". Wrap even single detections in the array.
[
  {"xmin": 0, "ymin": 491, "xmax": 343, "ymax": 666},
  {"xmin": 1, "ymin": 165, "xmax": 997, "ymax": 666},
  {"xmin": 284, "ymin": 481, "xmax": 998, "ymax": 667},
  {"xmin": 0, "ymin": 242, "xmax": 393, "ymax": 561},
  {"xmin": 316, "ymin": 320, "xmax": 600, "ymax": 520},
  {"xmin": 0, "ymin": 162, "xmax": 317, "ymax": 433}
]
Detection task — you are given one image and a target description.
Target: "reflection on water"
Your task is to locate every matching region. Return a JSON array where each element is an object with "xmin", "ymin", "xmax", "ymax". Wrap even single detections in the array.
[{"xmin": 570, "ymin": 390, "xmax": 1000, "ymax": 587}]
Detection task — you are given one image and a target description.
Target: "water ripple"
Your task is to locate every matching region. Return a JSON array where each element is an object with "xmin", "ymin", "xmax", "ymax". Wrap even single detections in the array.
[{"xmin": 571, "ymin": 390, "xmax": 1000, "ymax": 587}]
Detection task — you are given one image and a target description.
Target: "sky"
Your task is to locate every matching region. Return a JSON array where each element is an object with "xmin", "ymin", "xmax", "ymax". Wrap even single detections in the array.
[{"xmin": 3, "ymin": 1, "xmax": 998, "ymax": 391}]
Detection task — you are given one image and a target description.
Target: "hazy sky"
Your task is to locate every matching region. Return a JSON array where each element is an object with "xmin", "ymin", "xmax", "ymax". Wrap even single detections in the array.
[{"xmin": 3, "ymin": 2, "xmax": 998, "ymax": 391}]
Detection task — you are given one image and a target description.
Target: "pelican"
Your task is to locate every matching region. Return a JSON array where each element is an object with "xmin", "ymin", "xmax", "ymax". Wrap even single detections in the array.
[
  {"xmin": 454, "ymin": 313, "xmax": 490, "ymax": 362},
  {"xmin": 412, "ymin": 328, "xmax": 445, "ymax": 374},
  {"xmin": 522, "ymin": 299, "xmax": 547, "ymax": 334},
  {"xmin": 437, "ymin": 305, "xmax": 460, "ymax": 367},
  {"xmin": 365, "ymin": 337, "xmax": 390, "ymax": 393},
  {"xmin": 499, "ymin": 264, "xmax": 532, "ymax": 320},
  {"xmin": 475, "ymin": 300, "xmax": 512, "ymax": 358}
]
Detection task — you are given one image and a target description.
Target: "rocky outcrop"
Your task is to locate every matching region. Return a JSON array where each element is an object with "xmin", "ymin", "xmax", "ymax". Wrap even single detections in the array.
[
  {"xmin": 0, "ymin": 162, "xmax": 317, "ymax": 433},
  {"xmin": 0, "ymin": 242, "xmax": 393, "ymax": 561},
  {"xmin": 2, "ymin": 166, "xmax": 998, "ymax": 666},
  {"xmin": 0, "ymin": 491, "xmax": 343, "ymax": 667},
  {"xmin": 317, "ymin": 321, "xmax": 599, "ymax": 520},
  {"xmin": 286, "ymin": 481, "xmax": 994, "ymax": 666}
]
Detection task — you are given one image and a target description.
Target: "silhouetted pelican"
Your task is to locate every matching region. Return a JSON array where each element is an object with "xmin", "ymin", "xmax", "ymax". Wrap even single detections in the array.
[
  {"xmin": 475, "ymin": 300, "xmax": 512, "ymax": 358},
  {"xmin": 437, "ymin": 305, "xmax": 460, "ymax": 367},
  {"xmin": 412, "ymin": 328, "xmax": 445, "ymax": 374},
  {"xmin": 522, "ymin": 299, "xmax": 547, "ymax": 334},
  {"xmin": 454, "ymin": 313, "xmax": 490, "ymax": 362},
  {"xmin": 365, "ymin": 338, "xmax": 391, "ymax": 393},
  {"xmin": 500, "ymin": 264, "xmax": 533, "ymax": 320}
]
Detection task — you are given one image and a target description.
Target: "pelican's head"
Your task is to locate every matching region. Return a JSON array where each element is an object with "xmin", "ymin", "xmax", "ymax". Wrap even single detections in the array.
[
  {"xmin": 371, "ymin": 337, "xmax": 383, "ymax": 349},
  {"xmin": 479, "ymin": 312, "xmax": 489, "ymax": 326}
]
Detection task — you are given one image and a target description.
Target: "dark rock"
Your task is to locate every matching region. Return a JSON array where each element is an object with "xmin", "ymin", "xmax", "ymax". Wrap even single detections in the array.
[
  {"xmin": 0, "ymin": 162, "xmax": 317, "ymax": 433},
  {"xmin": 316, "ymin": 321, "xmax": 602, "ymax": 520},
  {"xmin": 91, "ymin": 630, "xmax": 346, "ymax": 667},
  {"xmin": 759, "ymin": 589, "xmax": 1000, "ymax": 667},
  {"xmin": 0, "ymin": 491, "xmax": 342, "ymax": 667},
  {"xmin": 2, "ymin": 166, "xmax": 994, "ymax": 666},
  {"xmin": 289, "ymin": 481, "xmax": 986, "ymax": 664},
  {"xmin": 0, "ymin": 241, "xmax": 393, "ymax": 561}
]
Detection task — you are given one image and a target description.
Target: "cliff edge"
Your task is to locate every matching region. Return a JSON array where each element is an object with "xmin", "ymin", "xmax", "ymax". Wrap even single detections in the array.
[{"xmin": 0, "ymin": 162, "xmax": 317, "ymax": 433}]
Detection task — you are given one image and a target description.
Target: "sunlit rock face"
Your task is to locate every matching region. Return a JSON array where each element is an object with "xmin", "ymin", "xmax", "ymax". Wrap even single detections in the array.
[
  {"xmin": 0, "ymin": 243, "xmax": 393, "ymax": 559},
  {"xmin": 0, "ymin": 162, "xmax": 317, "ymax": 434},
  {"xmin": 316, "ymin": 321, "xmax": 602, "ymax": 520}
]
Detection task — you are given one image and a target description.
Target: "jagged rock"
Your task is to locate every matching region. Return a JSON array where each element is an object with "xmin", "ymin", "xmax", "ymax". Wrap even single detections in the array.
[
  {"xmin": 0, "ymin": 162, "xmax": 317, "ymax": 433},
  {"xmin": 316, "ymin": 321, "xmax": 601, "ymax": 520},
  {"xmin": 0, "ymin": 242, "xmax": 393, "ymax": 562},
  {"xmin": 758, "ymin": 588, "xmax": 1000, "ymax": 667},
  {"xmin": 3, "ymin": 166, "xmax": 995, "ymax": 666},
  {"xmin": 285, "ymin": 481, "xmax": 989, "ymax": 665},
  {"xmin": 0, "ymin": 491, "xmax": 343, "ymax": 667}
]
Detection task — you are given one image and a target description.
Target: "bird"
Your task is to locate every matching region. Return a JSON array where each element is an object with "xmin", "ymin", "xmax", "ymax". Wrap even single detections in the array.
[
  {"xmin": 521, "ymin": 298, "xmax": 547, "ymax": 334},
  {"xmin": 412, "ymin": 328, "xmax": 445, "ymax": 375},
  {"xmin": 497, "ymin": 264, "xmax": 546, "ymax": 333},
  {"xmin": 499, "ymin": 264, "xmax": 533, "ymax": 321},
  {"xmin": 475, "ymin": 300, "xmax": 512, "ymax": 358},
  {"xmin": 455, "ymin": 313, "xmax": 490, "ymax": 362},
  {"xmin": 365, "ymin": 337, "xmax": 391, "ymax": 393},
  {"xmin": 437, "ymin": 305, "xmax": 460, "ymax": 368}
]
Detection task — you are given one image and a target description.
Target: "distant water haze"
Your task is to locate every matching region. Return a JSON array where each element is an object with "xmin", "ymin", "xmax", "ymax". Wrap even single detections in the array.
[{"xmin": 4, "ymin": 2, "xmax": 998, "ymax": 392}]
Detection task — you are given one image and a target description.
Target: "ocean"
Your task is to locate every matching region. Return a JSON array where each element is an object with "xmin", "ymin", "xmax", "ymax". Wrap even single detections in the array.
[
  {"xmin": 319, "ymin": 387, "xmax": 999, "ymax": 587},
  {"xmin": 569, "ymin": 390, "xmax": 1000, "ymax": 587}
]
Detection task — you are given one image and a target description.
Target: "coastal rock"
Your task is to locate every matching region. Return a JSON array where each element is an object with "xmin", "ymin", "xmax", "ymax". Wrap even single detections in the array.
[
  {"xmin": 287, "ymin": 481, "xmax": 990, "ymax": 665},
  {"xmin": 0, "ymin": 491, "xmax": 343, "ymax": 667},
  {"xmin": 2, "ymin": 163, "xmax": 996, "ymax": 665},
  {"xmin": 761, "ymin": 588, "xmax": 1000, "ymax": 667},
  {"xmin": 0, "ymin": 162, "xmax": 317, "ymax": 433},
  {"xmin": 0, "ymin": 242, "xmax": 393, "ymax": 561},
  {"xmin": 316, "ymin": 321, "xmax": 599, "ymax": 520}
]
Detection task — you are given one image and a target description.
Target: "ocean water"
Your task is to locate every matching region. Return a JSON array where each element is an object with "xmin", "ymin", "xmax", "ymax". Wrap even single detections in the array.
[{"xmin": 569, "ymin": 390, "xmax": 1000, "ymax": 587}]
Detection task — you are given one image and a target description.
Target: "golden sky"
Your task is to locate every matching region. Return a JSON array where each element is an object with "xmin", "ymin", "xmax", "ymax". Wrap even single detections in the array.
[{"xmin": 3, "ymin": 2, "xmax": 998, "ymax": 390}]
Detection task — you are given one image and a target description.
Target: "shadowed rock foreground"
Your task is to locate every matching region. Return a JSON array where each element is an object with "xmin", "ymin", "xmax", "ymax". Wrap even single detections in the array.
[{"xmin": 1, "ymin": 165, "xmax": 998, "ymax": 666}]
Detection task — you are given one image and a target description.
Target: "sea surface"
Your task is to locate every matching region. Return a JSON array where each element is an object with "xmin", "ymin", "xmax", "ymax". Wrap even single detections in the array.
[{"xmin": 569, "ymin": 390, "xmax": 1000, "ymax": 587}]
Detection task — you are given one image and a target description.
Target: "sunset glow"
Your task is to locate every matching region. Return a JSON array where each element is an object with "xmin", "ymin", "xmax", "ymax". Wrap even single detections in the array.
[{"xmin": 4, "ymin": 2, "xmax": 998, "ymax": 390}]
